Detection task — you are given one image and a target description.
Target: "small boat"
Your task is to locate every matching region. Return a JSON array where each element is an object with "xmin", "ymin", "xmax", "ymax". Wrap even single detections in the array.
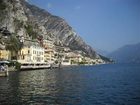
[
  {"xmin": 0, "ymin": 61, "xmax": 9, "ymax": 77},
  {"xmin": 0, "ymin": 71, "xmax": 8, "ymax": 77}
]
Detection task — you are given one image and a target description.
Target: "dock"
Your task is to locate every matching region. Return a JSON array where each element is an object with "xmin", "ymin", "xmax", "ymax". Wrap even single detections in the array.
[{"xmin": 20, "ymin": 63, "xmax": 51, "ymax": 70}]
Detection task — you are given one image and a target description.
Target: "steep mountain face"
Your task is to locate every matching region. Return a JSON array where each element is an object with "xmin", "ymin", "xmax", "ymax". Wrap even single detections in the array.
[
  {"xmin": 108, "ymin": 43, "xmax": 140, "ymax": 63},
  {"xmin": 0, "ymin": 0, "xmax": 28, "ymax": 34},
  {"xmin": 0, "ymin": 0, "xmax": 99, "ymax": 59},
  {"xmin": 0, "ymin": 0, "xmax": 29, "ymax": 50},
  {"xmin": 23, "ymin": 1, "xmax": 98, "ymax": 58}
]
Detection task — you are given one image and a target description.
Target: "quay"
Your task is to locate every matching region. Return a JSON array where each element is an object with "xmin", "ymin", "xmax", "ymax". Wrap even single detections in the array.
[{"xmin": 20, "ymin": 63, "xmax": 51, "ymax": 70}]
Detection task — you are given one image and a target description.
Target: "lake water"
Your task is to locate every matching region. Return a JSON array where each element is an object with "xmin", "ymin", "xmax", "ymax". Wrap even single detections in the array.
[{"xmin": 0, "ymin": 64, "xmax": 140, "ymax": 105}]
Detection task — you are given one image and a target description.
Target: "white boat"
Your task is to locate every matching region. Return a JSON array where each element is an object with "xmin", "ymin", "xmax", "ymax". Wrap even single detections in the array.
[
  {"xmin": 0, "ymin": 61, "xmax": 9, "ymax": 77},
  {"xmin": 0, "ymin": 71, "xmax": 8, "ymax": 77}
]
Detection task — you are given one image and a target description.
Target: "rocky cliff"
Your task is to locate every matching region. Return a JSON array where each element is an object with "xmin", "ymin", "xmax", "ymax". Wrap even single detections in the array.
[{"xmin": 0, "ymin": 0, "xmax": 100, "ymax": 59}]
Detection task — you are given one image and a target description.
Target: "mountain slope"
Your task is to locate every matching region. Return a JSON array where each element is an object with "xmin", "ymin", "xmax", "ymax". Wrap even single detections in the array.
[
  {"xmin": 23, "ymin": 1, "xmax": 98, "ymax": 58},
  {"xmin": 108, "ymin": 43, "xmax": 140, "ymax": 63},
  {"xmin": 0, "ymin": 0, "xmax": 105, "ymax": 60},
  {"xmin": 96, "ymin": 49, "xmax": 109, "ymax": 56}
]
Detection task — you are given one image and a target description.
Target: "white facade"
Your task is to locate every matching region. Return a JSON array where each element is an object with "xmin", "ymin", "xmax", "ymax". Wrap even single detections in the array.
[
  {"xmin": 30, "ymin": 46, "xmax": 45, "ymax": 63},
  {"xmin": 18, "ymin": 45, "xmax": 45, "ymax": 64},
  {"xmin": 62, "ymin": 59, "xmax": 71, "ymax": 65}
]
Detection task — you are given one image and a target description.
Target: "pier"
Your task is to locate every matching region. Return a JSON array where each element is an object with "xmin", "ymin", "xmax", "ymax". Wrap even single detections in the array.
[{"xmin": 20, "ymin": 63, "xmax": 51, "ymax": 70}]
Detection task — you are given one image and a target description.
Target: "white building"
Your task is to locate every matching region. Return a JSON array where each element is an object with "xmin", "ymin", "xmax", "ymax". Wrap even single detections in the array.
[{"xmin": 18, "ymin": 44, "xmax": 45, "ymax": 64}]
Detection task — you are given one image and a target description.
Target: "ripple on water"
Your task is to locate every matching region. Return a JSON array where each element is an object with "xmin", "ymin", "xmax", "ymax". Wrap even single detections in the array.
[{"xmin": 0, "ymin": 64, "xmax": 140, "ymax": 105}]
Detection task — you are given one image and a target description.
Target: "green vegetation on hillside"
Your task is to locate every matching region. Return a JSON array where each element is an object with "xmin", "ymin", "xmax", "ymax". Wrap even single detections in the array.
[
  {"xmin": 0, "ymin": 1, "xmax": 7, "ymax": 22},
  {"xmin": 99, "ymin": 54, "xmax": 113, "ymax": 63},
  {"xmin": 25, "ymin": 24, "xmax": 37, "ymax": 39},
  {"xmin": 5, "ymin": 34, "xmax": 22, "ymax": 60},
  {"xmin": 0, "ymin": 1, "xmax": 6, "ymax": 10}
]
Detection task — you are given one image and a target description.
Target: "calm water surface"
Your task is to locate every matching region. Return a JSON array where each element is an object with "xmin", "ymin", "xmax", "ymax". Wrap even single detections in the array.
[{"xmin": 0, "ymin": 64, "xmax": 140, "ymax": 105}]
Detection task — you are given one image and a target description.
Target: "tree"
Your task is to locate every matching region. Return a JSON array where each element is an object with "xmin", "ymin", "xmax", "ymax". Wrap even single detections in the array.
[
  {"xmin": 0, "ymin": 1, "xmax": 6, "ymax": 11},
  {"xmin": 5, "ymin": 34, "xmax": 22, "ymax": 60},
  {"xmin": 25, "ymin": 24, "xmax": 37, "ymax": 39}
]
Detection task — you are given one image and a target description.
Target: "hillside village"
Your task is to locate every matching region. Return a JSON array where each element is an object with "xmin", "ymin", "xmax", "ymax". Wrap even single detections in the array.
[
  {"xmin": 0, "ymin": 28, "xmax": 105, "ymax": 68},
  {"xmin": 0, "ymin": 0, "xmax": 108, "ymax": 69}
]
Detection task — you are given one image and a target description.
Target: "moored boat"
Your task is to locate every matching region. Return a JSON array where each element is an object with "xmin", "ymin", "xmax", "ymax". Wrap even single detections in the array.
[
  {"xmin": 0, "ymin": 61, "xmax": 9, "ymax": 77},
  {"xmin": 0, "ymin": 71, "xmax": 8, "ymax": 77}
]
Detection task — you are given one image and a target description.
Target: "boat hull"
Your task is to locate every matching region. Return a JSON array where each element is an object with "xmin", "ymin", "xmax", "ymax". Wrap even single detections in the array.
[{"xmin": 0, "ymin": 71, "xmax": 8, "ymax": 77}]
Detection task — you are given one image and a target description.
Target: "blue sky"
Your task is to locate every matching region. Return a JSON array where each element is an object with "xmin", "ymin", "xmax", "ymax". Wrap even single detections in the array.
[{"xmin": 28, "ymin": 0, "xmax": 140, "ymax": 52}]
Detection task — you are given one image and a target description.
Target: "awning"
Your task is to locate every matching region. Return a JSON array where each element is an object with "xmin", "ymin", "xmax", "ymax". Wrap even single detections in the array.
[{"xmin": 0, "ymin": 61, "xmax": 10, "ymax": 64}]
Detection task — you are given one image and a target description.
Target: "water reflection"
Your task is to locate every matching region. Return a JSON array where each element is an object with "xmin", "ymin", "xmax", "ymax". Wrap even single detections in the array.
[
  {"xmin": 7, "ymin": 68, "xmax": 84, "ymax": 104},
  {"xmin": 17, "ymin": 69, "xmax": 59, "ymax": 104},
  {"xmin": 0, "ymin": 64, "xmax": 140, "ymax": 105}
]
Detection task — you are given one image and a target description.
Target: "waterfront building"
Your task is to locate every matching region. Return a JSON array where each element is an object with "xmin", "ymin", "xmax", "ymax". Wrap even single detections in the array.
[
  {"xmin": 0, "ymin": 50, "xmax": 10, "ymax": 60},
  {"xmin": 18, "ymin": 42, "xmax": 45, "ymax": 64},
  {"xmin": 61, "ymin": 59, "xmax": 71, "ymax": 65},
  {"xmin": 44, "ymin": 49, "xmax": 55, "ymax": 63},
  {"xmin": 65, "ymin": 52, "xmax": 83, "ymax": 65},
  {"xmin": 43, "ymin": 40, "xmax": 55, "ymax": 63}
]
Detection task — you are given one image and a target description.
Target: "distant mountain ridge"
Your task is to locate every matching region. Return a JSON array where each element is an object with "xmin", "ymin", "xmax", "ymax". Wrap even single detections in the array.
[{"xmin": 108, "ymin": 43, "xmax": 140, "ymax": 63}]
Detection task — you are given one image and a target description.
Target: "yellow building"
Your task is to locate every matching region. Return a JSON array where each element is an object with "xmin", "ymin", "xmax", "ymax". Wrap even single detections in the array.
[
  {"xmin": 43, "ymin": 40, "xmax": 55, "ymax": 63},
  {"xmin": 44, "ymin": 49, "xmax": 55, "ymax": 63},
  {"xmin": 18, "ymin": 46, "xmax": 30, "ymax": 63},
  {"xmin": 0, "ymin": 50, "xmax": 10, "ymax": 60}
]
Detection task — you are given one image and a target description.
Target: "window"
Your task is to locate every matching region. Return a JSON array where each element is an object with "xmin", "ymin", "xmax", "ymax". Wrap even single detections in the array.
[{"xmin": 28, "ymin": 50, "xmax": 30, "ymax": 54}]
